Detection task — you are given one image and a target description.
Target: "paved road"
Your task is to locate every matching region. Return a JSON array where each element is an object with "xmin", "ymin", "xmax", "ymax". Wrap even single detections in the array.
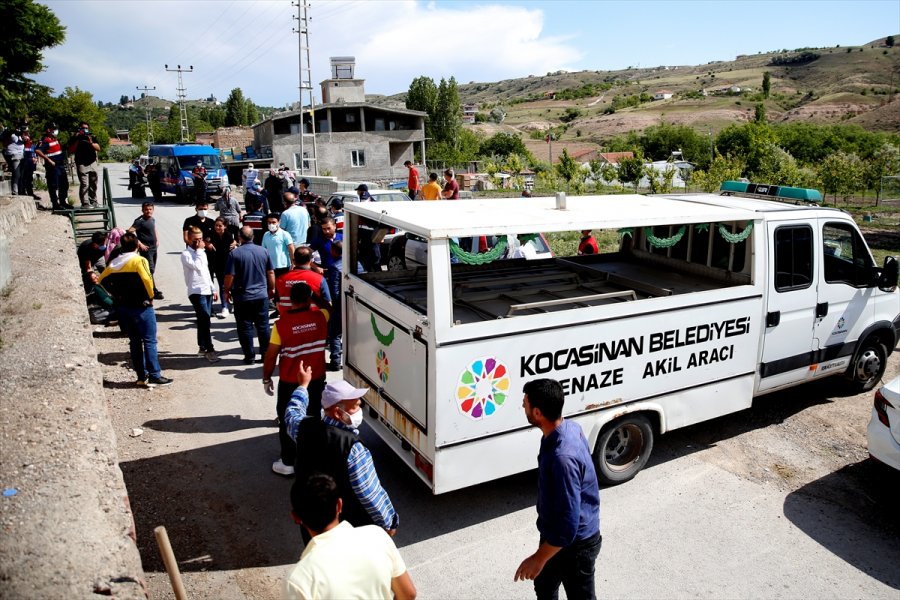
[{"xmin": 101, "ymin": 163, "xmax": 899, "ymax": 599}]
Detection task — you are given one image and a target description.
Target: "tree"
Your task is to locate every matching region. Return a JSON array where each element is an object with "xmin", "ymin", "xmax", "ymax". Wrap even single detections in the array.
[
  {"xmin": 0, "ymin": 0, "xmax": 66, "ymax": 122},
  {"xmin": 41, "ymin": 87, "xmax": 109, "ymax": 152},
  {"xmin": 617, "ymin": 154, "xmax": 645, "ymax": 191},
  {"xmin": 754, "ymin": 103, "xmax": 767, "ymax": 124},
  {"xmin": 504, "ymin": 153, "xmax": 526, "ymax": 189},
  {"xmin": 119, "ymin": 95, "xmax": 130, "ymax": 106},
  {"xmin": 555, "ymin": 148, "xmax": 584, "ymax": 191},
  {"xmin": 224, "ymin": 88, "xmax": 248, "ymax": 126},
  {"xmin": 434, "ymin": 77, "xmax": 462, "ymax": 147},
  {"xmin": 887, "ymin": 35, "xmax": 895, "ymax": 47},
  {"xmin": 244, "ymin": 98, "xmax": 259, "ymax": 126},
  {"xmin": 762, "ymin": 71, "xmax": 771, "ymax": 99},
  {"xmin": 864, "ymin": 143, "xmax": 900, "ymax": 205},
  {"xmin": 405, "ymin": 76, "xmax": 438, "ymax": 140},
  {"xmin": 479, "ymin": 132, "xmax": 533, "ymax": 162},
  {"xmin": 754, "ymin": 143, "xmax": 804, "ymax": 186},
  {"xmin": 690, "ymin": 153, "xmax": 745, "ymax": 192},
  {"xmin": 817, "ymin": 151, "xmax": 864, "ymax": 204}
]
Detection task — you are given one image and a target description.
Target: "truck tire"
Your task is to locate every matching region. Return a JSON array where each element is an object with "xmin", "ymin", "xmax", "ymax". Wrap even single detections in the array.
[
  {"xmin": 593, "ymin": 414, "xmax": 654, "ymax": 486},
  {"xmin": 844, "ymin": 336, "xmax": 888, "ymax": 393}
]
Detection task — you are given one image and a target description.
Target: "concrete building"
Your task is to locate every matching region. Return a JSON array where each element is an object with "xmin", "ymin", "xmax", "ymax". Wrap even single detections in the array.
[{"xmin": 253, "ymin": 57, "xmax": 426, "ymax": 182}]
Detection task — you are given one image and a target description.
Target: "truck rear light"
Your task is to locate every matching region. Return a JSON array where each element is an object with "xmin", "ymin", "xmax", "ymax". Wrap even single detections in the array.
[
  {"xmin": 874, "ymin": 389, "xmax": 893, "ymax": 427},
  {"xmin": 414, "ymin": 451, "xmax": 433, "ymax": 482}
]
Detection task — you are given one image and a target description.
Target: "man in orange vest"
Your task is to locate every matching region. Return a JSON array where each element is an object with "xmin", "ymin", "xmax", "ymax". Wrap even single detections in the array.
[
  {"xmin": 262, "ymin": 281, "xmax": 330, "ymax": 476},
  {"xmin": 275, "ymin": 246, "xmax": 332, "ymax": 315},
  {"xmin": 404, "ymin": 160, "xmax": 420, "ymax": 200}
]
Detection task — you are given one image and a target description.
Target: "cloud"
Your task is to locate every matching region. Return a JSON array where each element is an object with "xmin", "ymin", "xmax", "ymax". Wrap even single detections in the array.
[{"xmin": 34, "ymin": 1, "xmax": 581, "ymax": 107}]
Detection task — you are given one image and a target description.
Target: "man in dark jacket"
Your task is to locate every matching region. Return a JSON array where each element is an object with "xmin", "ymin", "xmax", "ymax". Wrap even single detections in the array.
[
  {"xmin": 68, "ymin": 121, "xmax": 101, "ymax": 208},
  {"xmin": 285, "ymin": 362, "xmax": 399, "ymax": 535}
]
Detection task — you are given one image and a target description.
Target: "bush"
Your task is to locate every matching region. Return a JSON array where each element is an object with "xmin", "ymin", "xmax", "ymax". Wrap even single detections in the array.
[{"xmin": 104, "ymin": 144, "xmax": 140, "ymax": 162}]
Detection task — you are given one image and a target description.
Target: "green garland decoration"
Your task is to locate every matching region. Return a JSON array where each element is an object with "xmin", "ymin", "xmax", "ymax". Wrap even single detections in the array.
[
  {"xmin": 517, "ymin": 233, "xmax": 539, "ymax": 245},
  {"xmin": 718, "ymin": 222, "xmax": 753, "ymax": 244},
  {"xmin": 644, "ymin": 225, "xmax": 686, "ymax": 248},
  {"xmin": 617, "ymin": 227, "xmax": 634, "ymax": 240},
  {"xmin": 449, "ymin": 237, "xmax": 509, "ymax": 265},
  {"xmin": 370, "ymin": 314, "xmax": 395, "ymax": 346},
  {"xmin": 694, "ymin": 223, "xmax": 709, "ymax": 233}
]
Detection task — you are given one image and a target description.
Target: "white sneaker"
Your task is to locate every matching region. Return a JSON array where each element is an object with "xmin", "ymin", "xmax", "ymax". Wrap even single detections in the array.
[
  {"xmin": 214, "ymin": 312, "xmax": 226, "ymax": 319},
  {"xmin": 272, "ymin": 459, "xmax": 295, "ymax": 476}
]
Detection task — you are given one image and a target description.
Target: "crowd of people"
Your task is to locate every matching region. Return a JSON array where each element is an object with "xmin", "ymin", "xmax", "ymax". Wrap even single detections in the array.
[
  {"xmin": 2, "ymin": 120, "xmax": 102, "ymax": 211},
  {"xmin": 72, "ymin": 163, "xmax": 602, "ymax": 599}
]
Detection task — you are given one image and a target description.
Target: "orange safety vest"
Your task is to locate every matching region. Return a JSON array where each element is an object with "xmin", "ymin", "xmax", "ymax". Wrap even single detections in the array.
[{"xmin": 275, "ymin": 307, "xmax": 328, "ymax": 383}]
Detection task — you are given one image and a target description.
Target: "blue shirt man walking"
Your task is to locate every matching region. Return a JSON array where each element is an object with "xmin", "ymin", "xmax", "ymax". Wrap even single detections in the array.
[
  {"xmin": 515, "ymin": 378, "xmax": 601, "ymax": 600},
  {"xmin": 224, "ymin": 226, "xmax": 275, "ymax": 364}
]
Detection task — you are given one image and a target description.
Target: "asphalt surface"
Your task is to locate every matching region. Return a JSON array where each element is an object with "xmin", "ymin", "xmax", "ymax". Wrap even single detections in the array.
[{"xmin": 100, "ymin": 163, "xmax": 899, "ymax": 599}]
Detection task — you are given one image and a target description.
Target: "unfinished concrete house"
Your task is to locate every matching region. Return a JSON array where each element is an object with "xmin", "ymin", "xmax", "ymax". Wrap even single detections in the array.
[{"xmin": 253, "ymin": 57, "xmax": 426, "ymax": 181}]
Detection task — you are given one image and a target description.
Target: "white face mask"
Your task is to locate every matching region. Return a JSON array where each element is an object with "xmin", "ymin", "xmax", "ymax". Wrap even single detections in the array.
[
  {"xmin": 52, "ymin": 129, "xmax": 58, "ymax": 136},
  {"xmin": 196, "ymin": 209, "xmax": 207, "ymax": 218},
  {"xmin": 268, "ymin": 223, "xmax": 278, "ymax": 233},
  {"xmin": 346, "ymin": 409, "xmax": 363, "ymax": 429}
]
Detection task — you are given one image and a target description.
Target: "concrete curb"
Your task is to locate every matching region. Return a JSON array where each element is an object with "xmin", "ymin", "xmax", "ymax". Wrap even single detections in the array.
[
  {"xmin": 0, "ymin": 204, "xmax": 147, "ymax": 598},
  {"xmin": 0, "ymin": 196, "xmax": 38, "ymax": 291}
]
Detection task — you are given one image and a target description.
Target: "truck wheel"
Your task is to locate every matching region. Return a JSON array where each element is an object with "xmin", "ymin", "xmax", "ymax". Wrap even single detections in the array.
[
  {"xmin": 845, "ymin": 337, "xmax": 888, "ymax": 393},
  {"xmin": 593, "ymin": 414, "xmax": 654, "ymax": 486}
]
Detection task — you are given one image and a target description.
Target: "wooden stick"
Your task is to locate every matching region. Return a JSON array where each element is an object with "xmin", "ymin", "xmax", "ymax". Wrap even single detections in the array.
[{"xmin": 154, "ymin": 526, "xmax": 188, "ymax": 600}]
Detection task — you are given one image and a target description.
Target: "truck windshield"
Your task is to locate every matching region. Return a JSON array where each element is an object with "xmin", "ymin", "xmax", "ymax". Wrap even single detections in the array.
[{"xmin": 177, "ymin": 155, "xmax": 222, "ymax": 170}]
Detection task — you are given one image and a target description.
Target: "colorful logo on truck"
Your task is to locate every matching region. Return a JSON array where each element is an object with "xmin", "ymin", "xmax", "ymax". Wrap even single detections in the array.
[
  {"xmin": 456, "ymin": 357, "xmax": 509, "ymax": 420},
  {"xmin": 375, "ymin": 349, "xmax": 390, "ymax": 384}
]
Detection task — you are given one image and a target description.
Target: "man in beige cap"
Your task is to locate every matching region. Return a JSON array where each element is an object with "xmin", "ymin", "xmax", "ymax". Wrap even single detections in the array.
[{"xmin": 284, "ymin": 361, "xmax": 399, "ymax": 535}]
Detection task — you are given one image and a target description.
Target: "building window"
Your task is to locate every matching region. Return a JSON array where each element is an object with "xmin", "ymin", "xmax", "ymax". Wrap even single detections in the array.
[
  {"xmin": 345, "ymin": 113, "xmax": 356, "ymax": 123},
  {"xmin": 351, "ymin": 150, "xmax": 366, "ymax": 167}
]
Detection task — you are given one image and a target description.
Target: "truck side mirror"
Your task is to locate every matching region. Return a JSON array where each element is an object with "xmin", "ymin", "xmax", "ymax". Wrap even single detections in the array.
[{"xmin": 877, "ymin": 255, "xmax": 898, "ymax": 292}]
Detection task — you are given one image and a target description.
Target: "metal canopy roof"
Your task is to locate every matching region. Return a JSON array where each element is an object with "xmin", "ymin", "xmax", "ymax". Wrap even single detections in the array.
[{"xmin": 342, "ymin": 194, "xmax": 760, "ymax": 239}]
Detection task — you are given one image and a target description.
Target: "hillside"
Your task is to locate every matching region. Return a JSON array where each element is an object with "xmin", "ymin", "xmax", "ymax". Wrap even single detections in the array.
[{"xmin": 391, "ymin": 36, "xmax": 900, "ymax": 160}]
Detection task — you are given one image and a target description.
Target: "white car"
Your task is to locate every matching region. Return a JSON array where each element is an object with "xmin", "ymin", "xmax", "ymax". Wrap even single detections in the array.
[{"xmin": 867, "ymin": 375, "xmax": 900, "ymax": 471}]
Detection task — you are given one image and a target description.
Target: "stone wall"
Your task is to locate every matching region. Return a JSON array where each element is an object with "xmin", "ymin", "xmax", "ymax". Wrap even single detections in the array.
[{"xmin": 214, "ymin": 126, "xmax": 254, "ymax": 153}]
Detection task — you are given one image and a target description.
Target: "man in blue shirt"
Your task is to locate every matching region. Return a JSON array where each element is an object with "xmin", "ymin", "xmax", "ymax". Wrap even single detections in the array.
[
  {"xmin": 278, "ymin": 191, "xmax": 310, "ymax": 248},
  {"xmin": 224, "ymin": 226, "xmax": 275, "ymax": 364},
  {"xmin": 515, "ymin": 378, "xmax": 601, "ymax": 600}
]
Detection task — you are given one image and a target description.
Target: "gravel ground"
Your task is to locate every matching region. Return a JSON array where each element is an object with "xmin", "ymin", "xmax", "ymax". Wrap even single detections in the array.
[{"xmin": 0, "ymin": 196, "xmax": 145, "ymax": 599}]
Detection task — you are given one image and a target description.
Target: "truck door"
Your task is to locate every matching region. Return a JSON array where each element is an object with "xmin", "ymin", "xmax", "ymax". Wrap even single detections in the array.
[
  {"xmin": 811, "ymin": 220, "xmax": 876, "ymax": 376},
  {"xmin": 758, "ymin": 221, "xmax": 819, "ymax": 392}
]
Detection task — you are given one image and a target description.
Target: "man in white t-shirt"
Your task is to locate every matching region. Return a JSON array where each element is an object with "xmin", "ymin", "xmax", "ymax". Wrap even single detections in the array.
[{"xmin": 285, "ymin": 473, "xmax": 417, "ymax": 600}]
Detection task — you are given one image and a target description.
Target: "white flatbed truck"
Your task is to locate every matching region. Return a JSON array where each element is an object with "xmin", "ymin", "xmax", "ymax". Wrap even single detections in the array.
[{"xmin": 338, "ymin": 184, "xmax": 899, "ymax": 493}]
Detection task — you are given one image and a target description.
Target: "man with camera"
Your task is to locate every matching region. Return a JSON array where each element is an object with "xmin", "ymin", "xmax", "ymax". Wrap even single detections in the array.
[{"xmin": 68, "ymin": 121, "xmax": 101, "ymax": 208}]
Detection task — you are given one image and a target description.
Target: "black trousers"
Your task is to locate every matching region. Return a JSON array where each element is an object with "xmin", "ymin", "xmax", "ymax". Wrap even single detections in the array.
[
  {"xmin": 276, "ymin": 377, "xmax": 325, "ymax": 465},
  {"xmin": 534, "ymin": 532, "xmax": 602, "ymax": 600}
]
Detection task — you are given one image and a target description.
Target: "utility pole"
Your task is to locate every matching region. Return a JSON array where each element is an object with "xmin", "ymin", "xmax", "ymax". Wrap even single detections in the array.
[
  {"xmin": 136, "ymin": 85, "xmax": 156, "ymax": 147},
  {"xmin": 164, "ymin": 64, "xmax": 193, "ymax": 142},
  {"xmin": 293, "ymin": 0, "xmax": 318, "ymax": 175}
]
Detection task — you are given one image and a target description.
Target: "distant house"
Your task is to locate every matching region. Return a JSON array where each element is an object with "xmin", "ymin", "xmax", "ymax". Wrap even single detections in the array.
[
  {"xmin": 253, "ymin": 57, "xmax": 426, "ymax": 181},
  {"xmin": 729, "ymin": 85, "xmax": 742, "ymax": 94},
  {"xmin": 653, "ymin": 90, "xmax": 673, "ymax": 101},
  {"xmin": 462, "ymin": 103, "xmax": 478, "ymax": 124},
  {"xmin": 595, "ymin": 152, "xmax": 634, "ymax": 166}
]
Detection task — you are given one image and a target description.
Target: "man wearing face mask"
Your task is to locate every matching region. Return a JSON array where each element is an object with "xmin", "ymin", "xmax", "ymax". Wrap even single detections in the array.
[
  {"xmin": 34, "ymin": 122, "xmax": 69, "ymax": 211},
  {"xmin": 262, "ymin": 282, "xmax": 330, "ymax": 476},
  {"xmin": 68, "ymin": 121, "xmax": 101, "ymax": 208},
  {"xmin": 285, "ymin": 361, "xmax": 399, "ymax": 535},
  {"xmin": 262, "ymin": 212, "xmax": 295, "ymax": 279},
  {"xmin": 183, "ymin": 201, "xmax": 215, "ymax": 245}
]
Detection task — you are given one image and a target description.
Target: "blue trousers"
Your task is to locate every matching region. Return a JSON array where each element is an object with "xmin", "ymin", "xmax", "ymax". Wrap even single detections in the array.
[
  {"xmin": 45, "ymin": 163, "xmax": 69, "ymax": 209},
  {"xmin": 188, "ymin": 293, "xmax": 214, "ymax": 351},
  {"xmin": 118, "ymin": 305, "xmax": 162, "ymax": 381},
  {"xmin": 233, "ymin": 297, "xmax": 270, "ymax": 360}
]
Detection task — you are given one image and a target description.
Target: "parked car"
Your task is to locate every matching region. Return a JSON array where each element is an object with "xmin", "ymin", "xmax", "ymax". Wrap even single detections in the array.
[
  {"xmin": 868, "ymin": 375, "xmax": 900, "ymax": 471},
  {"xmin": 387, "ymin": 232, "xmax": 553, "ymax": 270},
  {"xmin": 326, "ymin": 189, "xmax": 411, "ymax": 267}
]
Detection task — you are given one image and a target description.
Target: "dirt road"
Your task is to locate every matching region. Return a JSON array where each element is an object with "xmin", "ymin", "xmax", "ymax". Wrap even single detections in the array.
[{"xmin": 95, "ymin": 164, "xmax": 899, "ymax": 599}]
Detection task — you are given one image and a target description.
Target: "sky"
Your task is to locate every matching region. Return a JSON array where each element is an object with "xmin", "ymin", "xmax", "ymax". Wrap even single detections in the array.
[{"xmin": 34, "ymin": 0, "xmax": 900, "ymax": 109}]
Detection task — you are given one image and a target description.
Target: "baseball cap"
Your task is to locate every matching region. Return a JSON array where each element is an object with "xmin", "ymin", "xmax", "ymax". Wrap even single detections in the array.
[
  {"xmin": 355, "ymin": 184, "xmax": 368, "ymax": 192},
  {"xmin": 321, "ymin": 380, "xmax": 368, "ymax": 409}
]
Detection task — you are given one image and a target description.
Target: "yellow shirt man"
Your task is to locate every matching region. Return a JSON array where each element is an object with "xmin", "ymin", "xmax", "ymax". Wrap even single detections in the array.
[{"xmin": 421, "ymin": 176, "xmax": 442, "ymax": 200}]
